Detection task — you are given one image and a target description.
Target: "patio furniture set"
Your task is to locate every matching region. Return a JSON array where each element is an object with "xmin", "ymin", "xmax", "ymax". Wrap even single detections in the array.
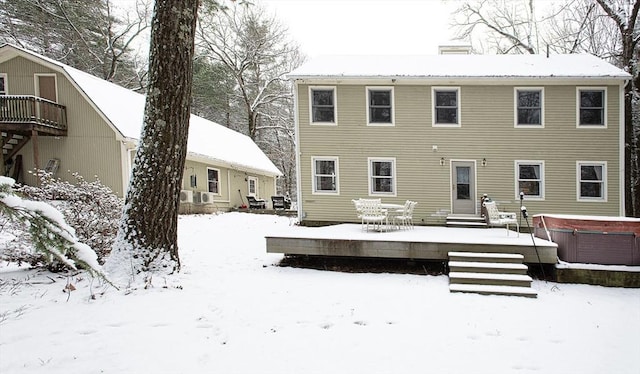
[{"xmin": 352, "ymin": 198, "xmax": 418, "ymax": 232}]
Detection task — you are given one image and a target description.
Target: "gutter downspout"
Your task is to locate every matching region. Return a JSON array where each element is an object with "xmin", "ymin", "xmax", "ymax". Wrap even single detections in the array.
[
  {"xmin": 293, "ymin": 80, "xmax": 303, "ymax": 222},
  {"xmin": 619, "ymin": 82, "xmax": 626, "ymax": 216}
]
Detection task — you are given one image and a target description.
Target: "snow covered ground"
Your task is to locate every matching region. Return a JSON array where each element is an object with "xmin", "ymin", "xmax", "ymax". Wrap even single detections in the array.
[{"xmin": 1, "ymin": 212, "xmax": 639, "ymax": 374}]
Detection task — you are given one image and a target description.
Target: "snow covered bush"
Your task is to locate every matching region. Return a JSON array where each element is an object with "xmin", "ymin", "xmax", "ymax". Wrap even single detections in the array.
[
  {"xmin": 0, "ymin": 176, "xmax": 108, "ymax": 280},
  {"xmin": 16, "ymin": 170, "xmax": 123, "ymax": 263}
]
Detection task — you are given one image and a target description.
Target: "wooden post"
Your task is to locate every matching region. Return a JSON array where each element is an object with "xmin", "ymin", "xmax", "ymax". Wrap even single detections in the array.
[{"xmin": 31, "ymin": 129, "xmax": 40, "ymax": 186}]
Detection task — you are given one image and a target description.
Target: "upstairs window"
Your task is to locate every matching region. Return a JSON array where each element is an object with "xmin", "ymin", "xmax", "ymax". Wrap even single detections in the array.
[
  {"xmin": 578, "ymin": 162, "xmax": 606, "ymax": 201},
  {"xmin": 578, "ymin": 88, "xmax": 605, "ymax": 126},
  {"xmin": 515, "ymin": 88, "xmax": 543, "ymax": 126},
  {"xmin": 516, "ymin": 161, "xmax": 544, "ymax": 199},
  {"xmin": 433, "ymin": 87, "xmax": 460, "ymax": 126},
  {"xmin": 367, "ymin": 87, "xmax": 393, "ymax": 125},
  {"xmin": 369, "ymin": 158, "xmax": 396, "ymax": 195},
  {"xmin": 310, "ymin": 87, "xmax": 336, "ymax": 124},
  {"xmin": 207, "ymin": 168, "xmax": 219, "ymax": 194},
  {"xmin": 312, "ymin": 157, "xmax": 338, "ymax": 194},
  {"xmin": 0, "ymin": 74, "xmax": 6, "ymax": 95}
]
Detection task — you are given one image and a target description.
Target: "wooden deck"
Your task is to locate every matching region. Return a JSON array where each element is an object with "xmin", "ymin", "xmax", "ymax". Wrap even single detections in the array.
[{"xmin": 266, "ymin": 224, "xmax": 558, "ymax": 264}]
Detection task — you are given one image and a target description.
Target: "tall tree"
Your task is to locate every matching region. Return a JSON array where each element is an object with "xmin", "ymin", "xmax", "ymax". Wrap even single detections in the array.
[
  {"xmin": 191, "ymin": 57, "xmax": 240, "ymax": 128},
  {"xmin": 197, "ymin": 3, "xmax": 303, "ymax": 196},
  {"xmin": 593, "ymin": 0, "xmax": 639, "ymax": 216},
  {"xmin": 106, "ymin": 0, "xmax": 199, "ymax": 281},
  {"xmin": 197, "ymin": 3, "xmax": 301, "ymax": 140},
  {"xmin": 0, "ymin": 0, "xmax": 151, "ymax": 89}
]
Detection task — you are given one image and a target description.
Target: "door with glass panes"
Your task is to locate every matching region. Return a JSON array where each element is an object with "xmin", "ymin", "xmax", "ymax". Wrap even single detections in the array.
[{"xmin": 451, "ymin": 161, "xmax": 476, "ymax": 214}]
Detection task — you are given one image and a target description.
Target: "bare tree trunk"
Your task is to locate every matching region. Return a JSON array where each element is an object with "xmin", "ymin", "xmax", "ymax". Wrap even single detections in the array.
[
  {"xmin": 595, "ymin": 0, "xmax": 640, "ymax": 217},
  {"xmin": 108, "ymin": 0, "xmax": 199, "ymax": 279}
]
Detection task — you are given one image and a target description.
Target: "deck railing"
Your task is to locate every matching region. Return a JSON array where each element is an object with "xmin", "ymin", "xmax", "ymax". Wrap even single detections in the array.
[{"xmin": 0, "ymin": 95, "xmax": 68, "ymax": 132}]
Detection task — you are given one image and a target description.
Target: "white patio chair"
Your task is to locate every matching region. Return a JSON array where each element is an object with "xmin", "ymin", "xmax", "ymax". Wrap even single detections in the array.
[
  {"xmin": 358, "ymin": 198, "xmax": 388, "ymax": 232},
  {"xmin": 393, "ymin": 200, "xmax": 417, "ymax": 229},
  {"xmin": 483, "ymin": 201, "xmax": 519, "ymax": 237}
]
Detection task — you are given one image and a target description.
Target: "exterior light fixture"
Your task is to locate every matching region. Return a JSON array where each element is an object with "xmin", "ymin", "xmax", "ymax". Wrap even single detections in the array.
[
  {"xmin": 482, "ymin": 158, "xmax": 487, "ymax": 167},
  {"xmin": 440, "ymin": 157, "xmax": 445, "ymax": 166}
]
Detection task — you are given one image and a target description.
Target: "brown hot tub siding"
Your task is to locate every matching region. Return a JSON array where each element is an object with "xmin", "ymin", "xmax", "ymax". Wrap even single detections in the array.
[{"xmin": 533, "ymin": 215, "xmax": 640, "ymax": 266}]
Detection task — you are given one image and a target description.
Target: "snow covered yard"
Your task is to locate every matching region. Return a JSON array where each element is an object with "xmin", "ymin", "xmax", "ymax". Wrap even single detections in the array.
[{"xmin": 1, "ymin": 212, "xmax": 639, "ymax": 374}]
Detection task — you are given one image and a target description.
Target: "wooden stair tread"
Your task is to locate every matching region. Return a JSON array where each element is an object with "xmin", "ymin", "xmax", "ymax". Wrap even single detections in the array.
[
  {"xmin": 449, "ymin": 283, "xmax": 537, "ymax": 297},
  {"xmin": 449, "ymin": 272, "xmax": 532, "ymax": 281},
  {"xmin": 448, "ymin": 261, "xmax": 528, "ymax": 270},
  {"xmin": 448, "ymin": 252, "xmax": 524, "ymax": 260}
]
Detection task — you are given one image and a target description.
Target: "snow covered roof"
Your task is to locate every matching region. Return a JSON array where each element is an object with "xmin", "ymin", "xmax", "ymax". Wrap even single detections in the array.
[
  {"xmin": 0, "ymin": 44, "xmax": 282, "ymax": 177},
  {"xmin": 288, "ymin": 54, "xmax": 631, "ymax": 81}
]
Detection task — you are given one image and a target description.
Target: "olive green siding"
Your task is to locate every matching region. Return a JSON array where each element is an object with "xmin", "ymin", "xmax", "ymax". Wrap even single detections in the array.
[
  {"xmin": 297, "ymin": 83, "xmax": 622, "ymax": 224},
  {"xmin": 1, "ymin": 56, "xmax": 125, "ymax": 195},
  {"xmin": 182, "ymin": 159, "xmax": 277, "ymax": 210},
  {"xmin": 3, "ymin": 55, "xmax": 279, "ymax": 204}
]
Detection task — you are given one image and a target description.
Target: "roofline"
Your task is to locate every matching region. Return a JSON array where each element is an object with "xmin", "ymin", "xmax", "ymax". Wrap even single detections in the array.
[
  {"xmin": 0, "ymin": 44, "xmax": 128, "ymax": 142},
  {"xmin": 289, "ymin": 74, "xmax": 631, "ymax": 81},
  {"xmin": 187, "ymin": 152, "xmax": 282, "ymax": 178}
]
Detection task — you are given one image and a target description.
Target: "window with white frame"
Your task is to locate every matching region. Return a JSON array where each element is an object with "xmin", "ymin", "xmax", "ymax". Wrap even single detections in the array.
[
  {"xmin": 367, "ymin": 87, "xmax": 393, "ymax": 125},
  {"xmin": 310, "ymin": 87, "xmax": 336, "ymax": 124},
  {"xmin": 369, "ymin": 158, "xmax": 396, "ymax": 195},
  {"xmin": 515, "ymin": 88, "xmax": 543, "ymax": 126},
  {"xmin": 312, "ymin": 157, "xmax": 338, "ymax": 194},
  {"xmin": 577, "ymin": 88, "xmax": 606, "ymax": 126},
  {"xmin": 0, "ymin": 74, "xmax": 7, "ymax": 95},
  {"xmin": 516, "ymin": 161, "xmax": 544, "ymax": 199},
  {"xmin": 207, "ymin": 168, "xmax": 219, "ymax": 194},
  {"xmin": 577, "ymin": 162, "xmax": 606, "ymax": 200},
  {"xmin": 247, "ymin": 176, "xmax": 258, "ymax": 196},
  {"xmin": 432, "ymin": 87, "xmax": 460, "ymax": 126}
]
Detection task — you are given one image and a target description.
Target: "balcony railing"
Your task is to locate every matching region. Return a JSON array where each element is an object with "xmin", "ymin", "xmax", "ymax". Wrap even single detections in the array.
[{"xmin": 0, "ymin": 95, "xmax": 68, "ymax": 134}]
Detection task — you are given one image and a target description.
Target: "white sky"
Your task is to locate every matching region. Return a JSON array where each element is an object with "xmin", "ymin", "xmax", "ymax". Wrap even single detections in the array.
[{"xmin": 260, "ymin": 0, "xmax": 463, "ymax": 58}]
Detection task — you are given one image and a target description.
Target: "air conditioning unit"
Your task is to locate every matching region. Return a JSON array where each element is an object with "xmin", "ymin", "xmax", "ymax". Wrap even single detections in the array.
[
  {"xmin": 179, "ymin": 190, "xmax": 193, "ymax": 203},
  {"xmin": 200, "ymin": 192, "xmax": 214, "ymax": 204}
]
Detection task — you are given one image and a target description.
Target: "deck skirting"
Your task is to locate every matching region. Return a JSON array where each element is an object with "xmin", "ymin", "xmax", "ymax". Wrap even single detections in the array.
[{"xmin": 266, "ymin": 225, "xmax": 557, "ymax": 264}]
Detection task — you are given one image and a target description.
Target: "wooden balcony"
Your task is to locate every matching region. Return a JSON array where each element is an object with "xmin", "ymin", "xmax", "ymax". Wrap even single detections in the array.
[
  {"xmin": 1, "ymin": 95, "xmax": 68, "ymax": 165},
  {"xmin": 0, "ymin": 95, "xmax": 68, "ymax": 136}
]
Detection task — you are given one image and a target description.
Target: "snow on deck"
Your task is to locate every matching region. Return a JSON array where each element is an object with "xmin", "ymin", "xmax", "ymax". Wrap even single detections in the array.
[{"xmin": 268, "ymin": 223, "xmax": 556, "ymax": 247}]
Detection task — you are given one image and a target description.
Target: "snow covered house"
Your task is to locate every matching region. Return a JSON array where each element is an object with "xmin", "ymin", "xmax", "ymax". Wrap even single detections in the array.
[
  {"xmin": 0, "ymin": 44, "xmax": 282, "ymax": 213},
  {"xmin": 288, "ymin": 54, "xmax": 631, "ymax": 226}
]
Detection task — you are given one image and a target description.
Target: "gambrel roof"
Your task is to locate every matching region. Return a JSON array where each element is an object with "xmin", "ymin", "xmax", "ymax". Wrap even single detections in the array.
[{"xmin": 0, "ymin": 44, "xmax": 282, "ymax": 177}]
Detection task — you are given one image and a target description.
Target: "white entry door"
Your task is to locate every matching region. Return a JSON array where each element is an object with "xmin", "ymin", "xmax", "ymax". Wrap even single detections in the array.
[{"xmin": 451, "ymin": 161, "xmax": 476, "ymax": 214}]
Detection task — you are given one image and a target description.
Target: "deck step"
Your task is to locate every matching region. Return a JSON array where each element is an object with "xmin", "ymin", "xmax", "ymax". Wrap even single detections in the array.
[
  {"xmin": 448, "ymin": 251, "xmax": 524, "ymax": 264},
  {"xmin": 449, "ymin": 271, "xmax": 533, "ymax": 287},
  {"xmin": 445, "ymin": 215, "xmax": 487, "ymax": 228},
  {"xmin": 447, "ymin": 251, "xmax": 537, "ymax": 298},
  {"xmin": 449, "ymin": 283, "xmax": 538, "ymax": 298},
  {"xmin": 448, "ymin": 261, "xmax": 528, "ymax": 275}
]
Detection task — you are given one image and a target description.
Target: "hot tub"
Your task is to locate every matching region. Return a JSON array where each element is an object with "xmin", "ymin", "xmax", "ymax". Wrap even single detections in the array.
[{"xmin": 533, "ymin": 214, "xmax": 640, "ymax": 266}]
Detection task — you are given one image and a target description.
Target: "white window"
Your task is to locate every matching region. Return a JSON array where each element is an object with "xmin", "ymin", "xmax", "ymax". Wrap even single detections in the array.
[
  {"xmin": 0, "ymin": 73, "xmax": 7, "ymax": 95},
  {"xmin": 309, "ymin": 87, "xmax": 336, "ymax": 125},
  {"xmin": 577, "ymin": 88, "xmax": 606, "ymax": 127},
  {"xmin": 368, "ymin": 157, "xmax": 396, "ymax": 196},
  {"xmin": 207, "ymin": 168, "xmax": 220, "ymax": 194},
  {"xmin": 432, "ymin": 87, "xmax": 460, "ymax": 126},
  {"xmin": 366, "ymin": 87, "xmax": 394, "ymax": 126},
  {"xmin": 312, "ymin": 157, "xmax": 339, "ymax": 194},
  {"xmin": 515, "ymin": 161, "xmax": 544, "ymax": 199},
  {"xmin": 515, "ymin": 88, "xmax": 544, "ymax": 127},
  {"xmin": 247, "ymin": 176, "xmax": 258, "ymax": 197},
  {"xmin": 577, "ymin": 162, "xmax": 607, "ymax": 201}
]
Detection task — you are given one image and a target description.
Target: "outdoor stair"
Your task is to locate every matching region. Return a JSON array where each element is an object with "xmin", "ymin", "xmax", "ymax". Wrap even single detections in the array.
[
  {"xmin": 446, "ymin": 214, "xmax": 487, "ymax": 228},
  {"xmin": 1, "ymin": 132, "xmax": 29, "ymax": 161},
  {"xmin": 448, "ymin": 251, "xmax": 537, "ymax": 298}
]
